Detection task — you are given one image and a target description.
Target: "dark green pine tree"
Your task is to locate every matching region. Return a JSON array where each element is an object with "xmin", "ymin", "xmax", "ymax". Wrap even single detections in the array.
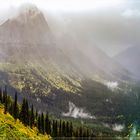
[
  {"xmin": 62, "ymin": 121, "xmax": 66, "ymax": 137},
  {"xmin": 70, "ymin": 122, "xmax": 73, "ymax": 137},
  {"xmin": 48, "ymin": 120, "xmax": 52, "ymax": 135},
  {"xmin": 41, "ymin": 113, "xmax": 45, "ymax": 134},
  {"xmin": 34, "ymin": 110, "xmax": 38, "ymax": 127},
  {"xmin": 74, "ymin": 127, "xmax": 80, "ymax": 138},
  {"xmin": 55, "ymin": 120, "xmax": 58, "ymax": 137},
  {"xmin": 20, "ymin": 98, "xmax": 26, "ymax": 124},
  {"xmin": 79, "ymin": 126, "xmax": 83, "ymax": 138},
  {"xmin": 9, "ymin": 101, "xmax": 14, "ymax": 115},
  {"xmin": 52, "ymin": 120, "xmax": 58, "ymax": 137},
  {"xmin": 3, "ymin": 94, "xmax": 5, "ymax": 104},
  {"xmin": 66, "ymin": 121, "xmax": 70, "ymax": 137},
  {"xmin": 83, "ymin": 128, "xmax": 87, "ymax": 138},
  {"xmin": 35, "ymin": 110, "xmax": 38, "ymax": 120},
  {"xmin": 3, "ymin": 86, "xmax": 7, "ymax": 103},
  {"xmin": 38, "ymin": 115, "xmax": 41, "ymax": 132},
  {"xmin": 4, "ymin": 94, "xmax": 8, "ymax": 114},
  {"xmin": 25, "ymin": 100, "xmax": 29, "ymax": 126},
  {"xmin": 52, "ymin": 120, "xmax": 55, "ymax": 136},
  {"xmin": 0, "ymin": 88, "xmax": 2, "ymax": 103},
  {"xmin": 86, "ymin": 129, "xmax": 90, "ymax": 138},
  {"xmin": 13, "ymin": 92, "xmax": 19, "ymax": 120},
  {"xmin": 30, "ymin": 104, "xmax": 35, "ymax": 128},
  {"xmin": 45, "ymin": 112, "xmax": 49, "ymax": 134},
  {"xmin": 59, "ymin": 120, "xmax": 62, "ymax": 137},
  {"xmin": 7, "ymin": 96, "xmax": 12, "ymax": 111}
]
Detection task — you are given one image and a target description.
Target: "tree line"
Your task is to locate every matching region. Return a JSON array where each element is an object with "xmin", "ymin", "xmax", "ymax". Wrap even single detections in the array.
[{"xmin": 0, "ymin": 86, "xmax": 95, "ymax": 138}]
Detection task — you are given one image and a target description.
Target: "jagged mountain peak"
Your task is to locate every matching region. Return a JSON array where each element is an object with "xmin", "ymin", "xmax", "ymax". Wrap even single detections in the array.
[
  {"xmin": 11, "ymin": 4, "xmax": 46, "ymax": 25},
  {"xmin": 0, "ymin": 4, "xmax": 48, "ymax": 29},
  {"xmin": 0, "ymin": 4, "xmax": 50, "ymax": 44},
  {"xmin": 19, "ymin": 3, "xmax": 40, "ymax": 14}
]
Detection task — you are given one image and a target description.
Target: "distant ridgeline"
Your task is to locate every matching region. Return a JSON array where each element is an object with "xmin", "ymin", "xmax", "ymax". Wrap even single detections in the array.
[{"xmin": 0, "ymin": 86, "xmax": 95, "ymax": 139}]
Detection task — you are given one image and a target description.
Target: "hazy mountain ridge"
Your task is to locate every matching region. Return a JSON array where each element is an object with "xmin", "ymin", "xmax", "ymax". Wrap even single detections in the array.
[
  {"xmin": 0, "ymin": 7, "xmax": 50, "ymax": 44},
  {"xmin": 114, "ymin": 46, "xmax": 140, "ymax": 79},
  {"xmin": 0, "ymin": 5, "xmax": 135, "ymax": 116},
  {"xmin": 0, "ymin": 5, "xmax": 132, "ymax": 82}
]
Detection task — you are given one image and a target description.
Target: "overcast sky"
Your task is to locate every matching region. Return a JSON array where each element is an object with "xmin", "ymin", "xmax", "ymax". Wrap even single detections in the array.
[
  {"xmin": 0, "ymin": 0, "xmax": 125, "ymax": 11},
  {"xmin": 0, "ymin": 0, "xmax": 139, "ymax": 12},
  {"xmin": 0, "ymin": 0, "xmax": 140, "ymax": 56}
]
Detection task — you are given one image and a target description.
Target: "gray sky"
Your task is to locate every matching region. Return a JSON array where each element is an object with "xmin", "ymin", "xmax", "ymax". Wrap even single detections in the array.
[{"xmin": 0, "ymin": 0, "xmax": 125, "ymax": 11}]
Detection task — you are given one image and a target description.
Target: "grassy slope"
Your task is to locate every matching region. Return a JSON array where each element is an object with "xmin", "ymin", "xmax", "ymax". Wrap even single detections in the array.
[
  {"xmin": 0, "ymin": 104, "xmax": 50, "ymax": 140},
  {"xmin": 0, "ymin": 62, "xmax": 81, "ymax": 94}
]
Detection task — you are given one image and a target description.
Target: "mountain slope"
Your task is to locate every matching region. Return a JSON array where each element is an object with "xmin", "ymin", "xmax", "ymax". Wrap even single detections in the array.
[
  {"xmin": 0, "ymin": 5, "xmax": 83, "ymax": 94},
  {"xmin": 0, "ymin": 5, "xmax": 133, "ymax": 116},
  {"xmin": 114, "ymin": 46, "xmax": 140, "ymax": 79},
  {"xmin": 0, "ymin": 4, "xmax": 131, "ymax": 83},
  {"xmin": 59, "ymin": 39, "xmax": 131, "ymax": 82},
  {"xmin": 0, "ymin": 5, "xmax": 50, "ymax": 44},
  {"xmin": 0, "ymin": 104, "xmax": 50, "ymax": 140}
]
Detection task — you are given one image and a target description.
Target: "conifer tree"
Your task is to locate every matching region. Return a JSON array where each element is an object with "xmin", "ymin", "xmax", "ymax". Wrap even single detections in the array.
[
  {"xmin": 25, "ymin": 99, "xmax": 29, "ymax": 125},
  {"xmin": 7, "ymin": 95, "xmax": 12, "ymax": 109},
  {"xmin": 86, "ymin": 129, "xmax": 90, "ymax": 138},
  {"xmin": 3, "ymin": 94, "xmax": 5, "ymax": 104},
  {"xmin": 52, "ymin": 120, "xmax": 58, "ymax": 137},
  {"xmin": 41, "ymin": 113, "xmax": 45, "ymax": 134},
  {"xmin": 30, "ymin": 104, "xmax": 35, "ymax": 128},
  {"xmin": 38, "ymin": 115, "xmax": 41, "ymax": 132},
  {"xmin": 66, "ymin": 121, "xmax": 70, "ymax": 137},
  {"xmin": 47, "ymin": 120, "xmax": 51, "ymax": 135},
  {"xmin": 70, "ymin": 122, "xmax": 73, "ymax": 137},
  {"xmin": 20, "ymin": 98, "xmax": 26, "ymax": 124},
  {"xmin": 75, "ymin": 128, "xmax": 79, "ymax": 137},
  {"xmin": 0, "ymin": 88, "xmax": 2, "ymax": 103},
  {"xmin": 35, "ymin": 110, "xmax": 38, "ymax": 120},
  {"xmin": 52, "ymin": 120, "xmax": 55, "ymax": 136},
  {"xmin": 79, "ymin": 126, "xmax": 83, "ymax": 137},
  {"xmin": 55, "ymin": 120, "xmax": 58, "ymax": 137},
  {"xmin": 4, "ymin": 94, "xmax": 8, "ymax": 114},
  {"xmin": 34, "ymin": 110, "xmax": 38, "ymax": 127},
  {"xmin": 83, "ymin": 128, "xmax": 87, "ymax": 138},
  {"xmin": 13, "ymin": 92, "xmax": 19, "ymax": 120},
  {"xmin": 36, "ymin": 110, "xmax": 38, "ymax": 120},
  {"xmin": 9, "ymin": 101, "xmax": 13, "ymax": 115},
  {"xmin": 59, "ymin": 120, "xmax": 62, "ymax": 137},
  {"xmin": 62, "ymin": 121, "xmax": 66, "ymax": 137},
  {"xmin": 45, "ymin": 112, "xmax": 49, "ymax": 134},
  {"xmin": 3, "ymin": 86, "xmax": 7, "ymax": 103}
]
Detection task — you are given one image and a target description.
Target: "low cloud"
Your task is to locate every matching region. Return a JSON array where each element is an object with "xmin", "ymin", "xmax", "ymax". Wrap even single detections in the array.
[
  {"xmin": 112, "ymin": 124, "xmax": 125, "ymax": 132},
  {"xmin": 103, "ymin": 123, "xmax": 125, "ymax": 132},
  {"xmin": 62, "ymin": 102, "xmax": 95, "ymax": 119},
  {"xmin": 105, "ymin": 81, "xmax": 119, "ymax": 91}
]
